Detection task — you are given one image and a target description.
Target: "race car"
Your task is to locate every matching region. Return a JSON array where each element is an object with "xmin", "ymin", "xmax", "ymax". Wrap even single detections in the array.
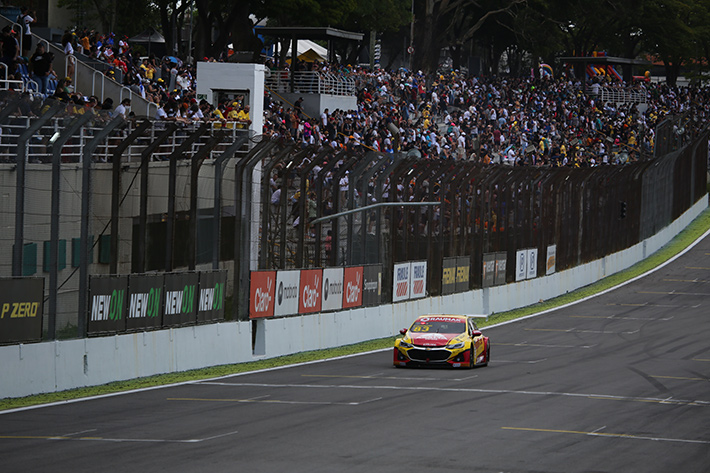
[{"xmin": 393, "ymin": 314, "xmax": 490, "ymax": 368}]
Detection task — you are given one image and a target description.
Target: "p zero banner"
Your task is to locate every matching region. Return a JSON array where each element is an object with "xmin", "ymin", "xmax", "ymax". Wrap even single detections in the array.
[
  {"xmin": 455, "ymin": 257, "xmax": 470, "ymax": 293},
  {"xmin": 197, "ymin": 270, "xmax": 226, "ymax": 323},
  {"xmin": 88, "ymin": 275, "xmax": 128, "ymax": 335},
  {"xmin": 410, "ymin": 261, "xmax": 427, "ymax": 299},
  {"xmin": 342, "ymin": 266, "xmax": 363, "ymax": 309},
  {"xmin": 127, "ymin": 274, "xmax": 164, "ymax": 331},
  {"xmin": 299, "ymin": 269, "xmax": 322, "ymax": 314},
  {"xmin": 362, "ymin": 264, "xmax": 382, "ymax": 307},
  {"xmin": 163, "ymin": 272, "xmax": 199, "ymax": 327},
  {"xmin": 546, "ymin": 245, "xmax": 557, "ymax": 275},
  {"xmin": 392, "ymin": 262, "xmax": 411, "ymax": 302},
  {"xmin": 0, "ymin": 278, "xmax": 44, "ymax": 344},
  {"xmin": 442, "ymin": 257, "xmax": 457, "ymax": 295},
  {"xmin": 495, "ymin": 252, "xmax": 507, "ymax": 286},
  {"xmin": 321, "ymin": 268, "xmax": 344, "ymax": 312},
  {"xmin": 250, "ymin": 271, "xmax": 276, "ymax": 318},
  {"xmin": 482, "ymin": 253, "xmax": 496, "ymax": 288},
  {"xmin": 275, "ymin": 270, "xmax": 300, "ymax": 317}
]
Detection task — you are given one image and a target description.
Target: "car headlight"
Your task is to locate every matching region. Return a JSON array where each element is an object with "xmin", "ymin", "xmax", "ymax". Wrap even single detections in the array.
[
  {"xmin": 398, "ymin": 339, "xmax": 413, "ymax": 349},
  {"xmin": 447, "ymin": 342, "xmax": 465, "ymax": 349}
]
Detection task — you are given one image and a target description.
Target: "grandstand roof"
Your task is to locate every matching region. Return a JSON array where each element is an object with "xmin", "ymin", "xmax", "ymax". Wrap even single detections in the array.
[{"xmin": 256, "ymin": 27, "xmax": 363, "ymax": 42}]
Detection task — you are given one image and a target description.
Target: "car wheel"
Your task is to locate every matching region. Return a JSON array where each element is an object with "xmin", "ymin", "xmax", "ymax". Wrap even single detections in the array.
[
  {"xmin": 482, "ymin": 345, "xmax": 490, "ymax": 367},
  {"xmin": 469, "ymin": 346, "xmax": 476, "ymax": 368}
]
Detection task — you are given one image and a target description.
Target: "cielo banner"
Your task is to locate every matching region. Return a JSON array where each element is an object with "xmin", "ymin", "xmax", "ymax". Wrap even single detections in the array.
[
  {"xmin": 88, "ymin": 275, "xmax": 128, "ymax": 335},
  {"xmin": 0, "ymin": 277, "xmax": 44, "ymax": 344},
  {"xmin": 250, "ymin": 270, "xmax": 276, "ymax": 318}
]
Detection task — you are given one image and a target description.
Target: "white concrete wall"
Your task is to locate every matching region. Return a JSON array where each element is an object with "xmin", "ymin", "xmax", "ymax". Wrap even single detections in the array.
[{"xmin": 0, "ymin": 197, "xmax": 706, "ymax": 399}]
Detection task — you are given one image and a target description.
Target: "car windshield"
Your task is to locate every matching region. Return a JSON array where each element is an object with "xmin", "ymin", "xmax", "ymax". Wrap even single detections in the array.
[{"xmin": 410, "ymin": 320, "xmax": 466, "ymax": 334}]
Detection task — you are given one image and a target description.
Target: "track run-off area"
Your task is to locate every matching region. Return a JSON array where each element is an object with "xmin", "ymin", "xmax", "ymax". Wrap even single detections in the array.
[{"xmin": 2, "ymin": 229, "xmax": 710, "ymax": 472}]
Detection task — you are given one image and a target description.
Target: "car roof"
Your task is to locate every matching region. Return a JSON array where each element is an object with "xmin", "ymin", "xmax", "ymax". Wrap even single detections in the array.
[{"xmin": 415, "ymin": 314, "xmax": 468, "ymax": 321}]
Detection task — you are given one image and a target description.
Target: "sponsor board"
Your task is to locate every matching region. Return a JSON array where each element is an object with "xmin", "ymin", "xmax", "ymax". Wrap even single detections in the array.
[
  {"xmin": 526, "ymin": 248, "xmax": 538, "ymax": 279},
  {"xmin": 392, "ymin": 262, "xmax": 411, "ymax": 302},
  {"xmin": 163, "ymin": 272, "xmax": 199, "ymax": 326},
  {"xmin": 546, "ymin": 244, "xmax": 557, "ymax": 275},
  {"xmin": 88, "ymin": 276, "xmax": 128, "ymax": 335},
  {"xmin": 321, "ymin": 268, "xmax": 344, "ymax": 312},
  {"xmin": 482, "ymin": 253, "xmax": 496, "ymax": 288},
  {"xmin": 249, "ymin": 271, "xmax": 276, "ymax": 318},
  {"xmin": 455, "ymin": 257, "xmax": 470, "ymax": 292},
  {"xmin": 299, "ymin": 269, "xmax": 322, "ymax": 314},
  {"xmin": 410, "ymin": 261, "xmax": 427, "ymax": 298},
  {"xmin": 0, "ymin": 278, "xmax": 45, "ymax": 344},
  {"xmin": 197, "ymin": 271, "xmax": 226, "ymax": 323},
  {"xmin": 442, "ymin": 257, "xmax": 457, "ymax": 295},
  {"xmin": 362, "ymin": 265, "xmax": 382, "ymax": 307},
  {"xmin": 127, "ymin": 274, "xmax": 164, "ymax": 331},
  {"xmin": 495, "ymin": 252, "xmax": 507, "ymax": 286},
  {"xmin": 342, "ymin": 266, "xmax": 363, "ymax": 309},
  {"xmin": 515, "ymin": 250, "xmax": 527, "ymax": 282},
  {"xmin": 274, "ymin": 270, "xmax": 300, "ymax": 317}
]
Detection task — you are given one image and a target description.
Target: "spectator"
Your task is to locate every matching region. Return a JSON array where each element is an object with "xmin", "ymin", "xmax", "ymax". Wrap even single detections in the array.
[
  {"xmin": 17, "ymin": 7, "xmax": 35, "ymax": 55},
  {"xmin": 113, "ymin": 98, "xmax": 131, "ymax": 118},
  {"xmin": 30, "ymin": 43, "xmax": 54, "ymax": 95}
]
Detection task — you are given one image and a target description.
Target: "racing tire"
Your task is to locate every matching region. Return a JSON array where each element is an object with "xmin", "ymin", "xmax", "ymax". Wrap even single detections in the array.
[
  {"xmin": 469, "ymin": 347, "xmax": 476, "ymax": 369},
  {"xmin": 481, "ymin": 345, "xmax": 490, "ymax": 367}
]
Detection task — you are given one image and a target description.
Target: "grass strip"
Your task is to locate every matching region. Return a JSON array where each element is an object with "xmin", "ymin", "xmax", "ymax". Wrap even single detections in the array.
[{"xmin": 2, "ymin": 204, "xmax": 709, "ymax": 411}]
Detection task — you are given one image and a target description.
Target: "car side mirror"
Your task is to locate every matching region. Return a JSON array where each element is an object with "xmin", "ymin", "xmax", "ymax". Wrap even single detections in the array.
[
  {"xmin": 399, "ymin": 328, "xmax": 407, "ymax": 335},
  {"xmin": 472, "ymin": 330, "xmax": 482, "ymax": 337}
]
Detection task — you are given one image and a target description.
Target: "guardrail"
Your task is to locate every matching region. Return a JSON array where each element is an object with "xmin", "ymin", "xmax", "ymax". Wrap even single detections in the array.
[{"xmin": 265, "ymin": 70, "xmax": 356, "ymax": 96}]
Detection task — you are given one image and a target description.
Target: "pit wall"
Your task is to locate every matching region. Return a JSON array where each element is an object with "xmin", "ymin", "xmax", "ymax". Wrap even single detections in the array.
[{"xmin": 1, "ymin": 197, "xmax": 706, "ymax": 399}]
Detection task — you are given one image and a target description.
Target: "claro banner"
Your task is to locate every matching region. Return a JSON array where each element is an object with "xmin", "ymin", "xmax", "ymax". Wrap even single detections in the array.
[
  {"xmin": 250, "ymin": 271, "xmax": 276, "ymax": 318},
  {"xmin": 342, "ymin": 266, "xmax": 363, "ymax": 309},
  {"xmin": 0, "ymin": 277, "xmax": 45, "ymax": 344},
  {"xmin": 299, "ymin": 269, "xmax": 322, "ymax": 314}
]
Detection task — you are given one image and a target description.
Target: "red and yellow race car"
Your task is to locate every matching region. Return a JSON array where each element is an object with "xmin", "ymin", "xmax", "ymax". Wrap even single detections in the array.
[{"xmin": 393, "ymin": 315, "xmax": 490, "ymax": 368}]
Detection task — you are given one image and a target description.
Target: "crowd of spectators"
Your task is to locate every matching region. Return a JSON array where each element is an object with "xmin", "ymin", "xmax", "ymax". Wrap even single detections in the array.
[{"xmin": 2, "ymin": 21, "xmax": 709, "ymax": 169}]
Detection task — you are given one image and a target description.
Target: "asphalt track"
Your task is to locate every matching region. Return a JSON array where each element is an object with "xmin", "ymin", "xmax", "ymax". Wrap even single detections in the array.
[{"xmin": 2, "ymin": 233, "xmax": 710, "ymax": 472}]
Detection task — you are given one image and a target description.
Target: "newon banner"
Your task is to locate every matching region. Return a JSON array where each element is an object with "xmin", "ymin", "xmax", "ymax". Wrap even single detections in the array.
[
  {"xmin": 342, "ymin": 266, "xmax": 363, "ymax": 309},
  {"xmin": 274, "ymin": 270, "xmax": 300, "ymax": 317},
  {"xmin": 197, "ymin": 271, "xmax": 227, "ymax": 323},
  {"xmin": 249, "ymin": 270, "xmax": 276, "ymax": 318},
  {"xmin": 0, "ymin": 277, "xmax": 45, "ymax": 344},
  {"xmin": 321, "ymin": 267, "xmax": 344, "ymax": 312},
  {"xmin": 127, "ymin": 274, "xmax": 164, "ymax": 331},
  {"xmin": 163, "ymin": 272, "xmax": 199, "ymax": 327},
  {"xmin": 299, "ymin": 269, "xmax": 322, "ymax": 314},
  {"xmin": 88, "ymin": 275, "xmax": 128, "ymax": 335}
]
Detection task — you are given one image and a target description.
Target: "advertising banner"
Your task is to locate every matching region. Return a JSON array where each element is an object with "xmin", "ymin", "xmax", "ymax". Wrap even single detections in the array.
[
  {"xmin": 342, "ymin": 266, "xmax": 363, "ymax": 309},
  {"xmin": 515, "ymin": 250, "xmax": 527, "ymax": 282},
  {"xmin": 274, "ymin": 270, "xmax": 300, "ymax": 317},
  {"xmin": 163, "ymin": 272, "xmax": 199, "ymax": 327},
  {"xmin": 546, "ymin": 244, "xmax": 557, "ymax": 275},
  {"xmin": 299, "ymin": 269, "xmax": 322, "ymax": 314},
  {"xmin": 441, "ymin": 257, "xmax": 457, "ymax": 295},
  {"xmin": 392, "ymin": 262, "xmax": 411, "ymax": 302},
  {"xmin": 197, "ymin": 270, "xmax": 226, "ymax": 323},
  {"xmin": 88, "ymin": 276, "xmax": 128, "ymax": 335},
  {"xmin": 249, "ymin": 271, "xmax": 276, "ymax": 319},
  {"xmin": 321, "ymin": 268, "xmax": 344, "ymax": 312},
  {"xmin": 410, "ymin": 261, "xmax": 427, "ymax": 299},
  {"xmin": 526, "ymin": 248, "xmax": 538, "ymax": 279},
  {"xmin": 455, "ymin": 257, "xmax": 470, "ymax": 293},
  {"xmin": 482, "ymin": 253, "xmax": 496, "ymax": 288},
  {"xmin": 127, "ymin": 274, "xmax": 164, "ymax": 331},
  {"xmin": 495, "ymin": 252, "xmax": 507, "ymax": 286},
  {"xmin": 362, "ymin": 265, "xmax": 382, "ymax": 307},
  {"xmin": 0, "ymin": 278, "xmax": 44, "ymax": 344}
]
